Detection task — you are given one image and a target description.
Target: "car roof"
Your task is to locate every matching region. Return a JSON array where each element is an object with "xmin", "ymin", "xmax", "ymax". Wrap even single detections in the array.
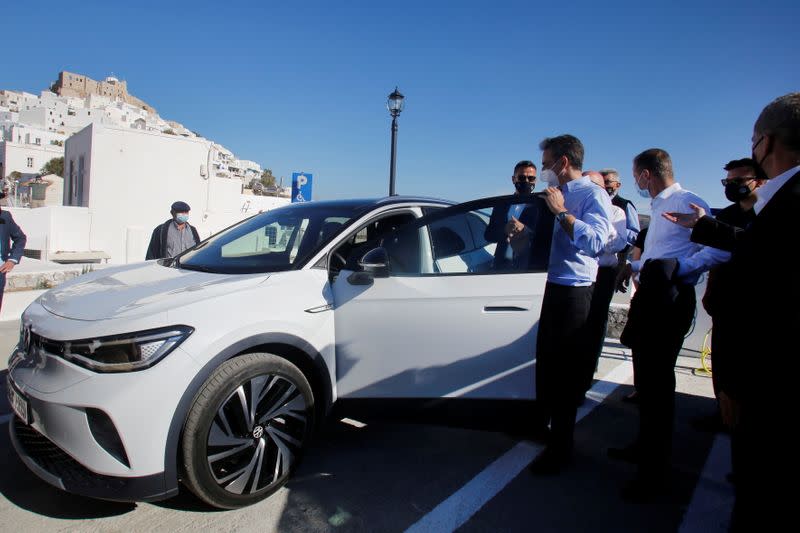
[{"xmin": 295, "ymin": 196, "xmax": 456, "ymax": 213}]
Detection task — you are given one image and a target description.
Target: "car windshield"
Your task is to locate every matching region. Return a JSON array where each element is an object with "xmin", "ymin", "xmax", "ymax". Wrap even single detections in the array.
[{"xmin": 176, "ymin": 203, "xmax": 363, "ymax": 274}]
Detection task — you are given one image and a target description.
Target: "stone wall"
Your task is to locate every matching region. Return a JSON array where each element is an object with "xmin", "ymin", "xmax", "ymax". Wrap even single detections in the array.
[
  {"xmin": 6, "ymin": 265, "xmax": 85, "ymax": 292},
  {"xmin": 606, "ymin": 303, "xmax": 629, "ymax": 339}
]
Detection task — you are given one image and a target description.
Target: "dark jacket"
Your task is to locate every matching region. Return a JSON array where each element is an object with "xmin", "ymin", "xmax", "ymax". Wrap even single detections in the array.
[
  {"xmin": 146, "ymin": 219, "xmax": 201, "ymax": 260},
  {"xmin": 484, "ymin": 195, "xmax": 554, "ymax": 271},
  {"xmin": 691, "ymin": 170, "xmax": 800, "ymax": 402},
  {"xmin": 620, "ymin": 258, "xmax": 694, "ymax": 352},
  {"xmin": 612, "ymin": 193, "xmax": 640, "ymax": 250},
  {"xmin": 700, "ymin": 203, "xmax": 755, "ymax": 317},
  {"xmin": 0, "ymin": 209, "xmax": 27, "ymax": 264}
]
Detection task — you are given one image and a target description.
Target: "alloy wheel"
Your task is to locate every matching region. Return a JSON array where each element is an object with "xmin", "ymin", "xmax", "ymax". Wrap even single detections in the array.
[{"xmin": 205, "ymin": 374, "xmax": 308, "ymax": 495}]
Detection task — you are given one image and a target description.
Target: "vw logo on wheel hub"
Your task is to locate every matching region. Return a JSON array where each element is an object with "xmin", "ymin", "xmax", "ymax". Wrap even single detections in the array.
[{"xmin": 252, "ymin": 425, "xmax": 264, "ymax": 439}]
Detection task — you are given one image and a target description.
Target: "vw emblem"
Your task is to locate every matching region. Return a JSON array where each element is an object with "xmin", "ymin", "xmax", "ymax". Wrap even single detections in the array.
[{"xmin": 252, "ymin": 426, "xmax": 264, "ymax": 439}]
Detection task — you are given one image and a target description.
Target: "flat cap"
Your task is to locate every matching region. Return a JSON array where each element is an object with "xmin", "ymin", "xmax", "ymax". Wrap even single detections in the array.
[{"xmin": 171, "ymin": 201, "xmax": 191, "ymax": 212}]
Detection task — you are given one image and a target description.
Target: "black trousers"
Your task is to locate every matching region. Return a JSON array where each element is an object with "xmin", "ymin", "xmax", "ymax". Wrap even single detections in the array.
[
  {"xmin": 535, "ymin": 282, "xmax": 594, "ymax": 454},
  {"xmin": 629, "ymin": 282, "xmax": 695, "ymax": 479},
  {"xmin": 0, "ymin": 272, "xmax": 5, "ymax": 312},
  {"xmin": 582, "ymin": 265, "xmax": 619, "ymax": 393}
]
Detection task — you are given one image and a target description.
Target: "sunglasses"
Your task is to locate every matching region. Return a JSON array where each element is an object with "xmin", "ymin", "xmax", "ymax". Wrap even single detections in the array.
[
  {"xmin": 720, "ymin": 177, "xmax": 756, "ymax": 186},
  {"xmin": 515, "ymin": 175, "xmax": 537, "ymax": 183}
]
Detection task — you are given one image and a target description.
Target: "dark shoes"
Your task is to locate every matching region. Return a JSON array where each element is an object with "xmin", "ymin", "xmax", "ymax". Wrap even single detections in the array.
[
  {"xmin": 620, "ymin": 476, "xmax": 670, "ymax": 504},
  {"xmin": 621, "ymin": 391, "xmax": 640, "ymax": 404},
  {"xmin": 528, "ymin": 447, "xmax": 571, "ymax": 476},
  {"xmin": 607, "ymin": 444, "xmax": 640, "ymax": 464}
]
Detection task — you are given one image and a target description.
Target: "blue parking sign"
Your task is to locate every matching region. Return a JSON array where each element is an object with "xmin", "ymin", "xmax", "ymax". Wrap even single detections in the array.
[{"xmin": 291, "ymin": 172, "xmax": 313, "ymax": 203}]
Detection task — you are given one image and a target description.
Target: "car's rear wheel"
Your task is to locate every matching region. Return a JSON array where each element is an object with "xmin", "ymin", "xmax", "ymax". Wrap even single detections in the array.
[{"xmin": 181, "ymin": 353, "xmax": 314, "ymax": 508}]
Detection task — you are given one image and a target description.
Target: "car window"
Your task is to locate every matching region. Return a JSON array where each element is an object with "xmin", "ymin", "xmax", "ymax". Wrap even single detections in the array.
[
  {"xmin": 382, "ymin": 196, "xmax": 554, "ymax": 276},
  {"xmin": 178, "ymin": 203, "xmax": 362, "ymax": 274},
  {"xmin": 331, "ymin": 211, "xmax": 418, "ymax": 275}
]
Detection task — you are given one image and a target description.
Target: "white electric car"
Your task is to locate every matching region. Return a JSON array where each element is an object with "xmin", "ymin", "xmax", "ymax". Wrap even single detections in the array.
[{"xmin": 7, "ymin": 195, "xmax": 552, "ymax": 508}]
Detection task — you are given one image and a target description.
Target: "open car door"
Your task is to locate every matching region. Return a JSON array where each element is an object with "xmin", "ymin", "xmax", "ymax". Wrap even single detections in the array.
[{"xmin": 330, "ymin": 195, "xmax": 555, "ymax": 400}]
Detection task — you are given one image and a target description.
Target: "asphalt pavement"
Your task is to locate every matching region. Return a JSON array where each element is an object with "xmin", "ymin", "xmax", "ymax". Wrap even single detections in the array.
[{"xmin": 0, "ymin": 321, "xmax": 733, "ymax": 533}]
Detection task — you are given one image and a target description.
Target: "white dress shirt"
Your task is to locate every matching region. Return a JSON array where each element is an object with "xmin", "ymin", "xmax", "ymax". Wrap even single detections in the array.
[
  {"xmin": 754, "ymin": 164, "xmax": 800, "ymax": 214},
  {"xmin": 631, "ymin": 182, "xmax": 728, "ymax": 282},
  {"xmin": 598, "ymin": 204, "xmax": 627, "ymax": 267}
]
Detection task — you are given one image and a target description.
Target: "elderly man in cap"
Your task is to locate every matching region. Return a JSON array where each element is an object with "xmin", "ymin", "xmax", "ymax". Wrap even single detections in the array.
[{"xmin": 146, "ymin": 201, "xmax": 201, "ymax": 260}]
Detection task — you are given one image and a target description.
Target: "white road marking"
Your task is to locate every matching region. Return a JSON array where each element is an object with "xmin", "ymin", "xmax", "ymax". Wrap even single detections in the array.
[
  {"xmin": 340, "ymin": 417, "xmax": 367, "ymax": 428},
  {"xmin": 678, "ymin": 434, "xmax": 734, "ymax": 533},
  {"xmin": 404, "ymin": 361, "xmax": 634, "ymax": 533}
]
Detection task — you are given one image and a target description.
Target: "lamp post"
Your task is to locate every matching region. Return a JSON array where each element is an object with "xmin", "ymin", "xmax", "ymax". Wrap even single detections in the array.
[{"xmin": 387, "ymin": 87, "xmax": 404, "ymax": 196}]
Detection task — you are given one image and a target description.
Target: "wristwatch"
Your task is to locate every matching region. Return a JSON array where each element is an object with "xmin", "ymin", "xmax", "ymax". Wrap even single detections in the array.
[{"xmin": 556, "ymin": 211, "xmax": 569, "ymax": 223}]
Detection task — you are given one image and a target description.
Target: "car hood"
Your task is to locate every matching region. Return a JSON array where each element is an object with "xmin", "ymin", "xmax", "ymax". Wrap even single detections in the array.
[{"xmin": 39, "ymin": 262, "xmax": 269, "ymax": 321}]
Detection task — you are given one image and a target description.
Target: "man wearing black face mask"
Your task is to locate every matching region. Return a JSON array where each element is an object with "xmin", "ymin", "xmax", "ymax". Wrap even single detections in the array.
[
  {"xmin": 0, "ymin": 184, "xmax": 27, "ymax": 312},
  {"xmin": 691, "ymin": 159, "xmax": 763, "ymax": 435},
  {"xmin": 484, "ymin": 161, "xmax": 554, "ymax": 271}
]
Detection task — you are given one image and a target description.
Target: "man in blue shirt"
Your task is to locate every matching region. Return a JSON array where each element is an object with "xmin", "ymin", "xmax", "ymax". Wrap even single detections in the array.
[{"xmin": 527, "ymin": 135, "xmax": 613, "ymax": 475}]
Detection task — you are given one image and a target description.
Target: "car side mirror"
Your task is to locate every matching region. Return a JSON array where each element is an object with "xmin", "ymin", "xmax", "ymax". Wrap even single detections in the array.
[{"xmin": 358, "ymin": 247, "xmax": 389, "ymax": 278}]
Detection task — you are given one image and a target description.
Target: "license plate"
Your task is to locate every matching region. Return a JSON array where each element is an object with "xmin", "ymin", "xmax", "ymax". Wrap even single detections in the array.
[{"xmin": 8, "ymin": 380, "xmax": 30, "ymax": 425}]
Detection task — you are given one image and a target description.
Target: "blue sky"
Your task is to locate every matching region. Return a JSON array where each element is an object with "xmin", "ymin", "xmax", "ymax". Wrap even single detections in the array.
[{"xmin": 2, "ymin": 0, "xmax": 798, "ymax": 212}]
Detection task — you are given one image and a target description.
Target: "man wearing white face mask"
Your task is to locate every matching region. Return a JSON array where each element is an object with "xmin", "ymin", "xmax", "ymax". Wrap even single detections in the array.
[
  {"xmin": 610, "ymin": 148, "xmax": 726, "ymax": 503},
  {"xmin": 527, "ymin": 135, "xmax": 614, "ymax": 476},
  {"xmin": 146, "ymin": 200, "xmax": 201, "ymax": 260}
]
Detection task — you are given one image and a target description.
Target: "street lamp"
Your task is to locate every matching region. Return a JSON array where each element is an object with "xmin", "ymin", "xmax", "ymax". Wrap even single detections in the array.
[{"xmin": 387, "ymin": 87, "xmax": 404, "ymax": 196}]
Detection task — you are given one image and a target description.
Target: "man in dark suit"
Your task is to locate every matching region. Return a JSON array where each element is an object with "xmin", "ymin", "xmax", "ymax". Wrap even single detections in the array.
[
  {"xmin": 0, "ymin": 185, "xmax": 28, "ymax": 312},
  {"xmin": 663, "ymin": 92, "xmax": 800, "ymax": 532},
  {"xmin": 484, "ymin": 160, "xmax": 553, "ymax": 271},
  {"xmin": 692, "ymin": 158, "xmax": 764, "ymax": 434}
]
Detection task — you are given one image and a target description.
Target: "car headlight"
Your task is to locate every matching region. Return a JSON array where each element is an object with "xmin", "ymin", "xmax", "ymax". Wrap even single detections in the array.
[{"xmin": 52, "ymin": 326, "xmax": 194, "ymax": 373}]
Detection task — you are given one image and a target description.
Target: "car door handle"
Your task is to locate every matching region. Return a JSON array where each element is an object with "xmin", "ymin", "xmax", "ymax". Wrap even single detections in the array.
[{"xmin": 484, "ymin": 303, "xmax": 531, "ymax": 312}]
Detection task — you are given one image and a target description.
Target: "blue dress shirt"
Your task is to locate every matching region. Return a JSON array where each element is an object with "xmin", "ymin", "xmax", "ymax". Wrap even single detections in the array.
[{"xmin": 547, "ymin": 176, "xmax": 614, "ymax": 287}]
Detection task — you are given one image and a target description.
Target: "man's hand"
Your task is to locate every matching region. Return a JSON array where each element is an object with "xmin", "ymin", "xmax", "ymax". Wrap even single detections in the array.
[
  {"xmin": 719, "ymin": 391, "xmax": 741, "ymax": 429},
  {"xmin": 615, "ymin": 262, "xmax": 632, "ymax": 292},
  {"xmin": 542, "ymin": 187, "xmax": 566, "ymax": 215},
  {"xmin": 504, "ymin": 216, "xmax": 525, "ymax": 240},
  {"xmin": 0, "ymin": 260, "xmax": 16, "ymax": 274},
  {"xmin": 662, "ymin": 203, "xmax": 706, "ymax": 228}
]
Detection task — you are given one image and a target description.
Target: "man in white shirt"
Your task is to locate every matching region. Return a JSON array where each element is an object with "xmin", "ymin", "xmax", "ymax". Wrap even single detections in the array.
[
  {"xmin": 581, "ymin": 171, "xmax": 627, "ymax": 397},
  {"xmin": 610, "ymin": 148, "xmax": 725, "ymax": 502}
]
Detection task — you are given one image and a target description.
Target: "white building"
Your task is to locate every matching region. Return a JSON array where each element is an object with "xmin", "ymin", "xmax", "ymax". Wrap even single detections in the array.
[
  {"xmin": 0, "ymin": 132, "xmax": 64, "ymax": 181},
  {"xmin": 16, "ymin": 122, "xmax": 289, "ymax": 265}
]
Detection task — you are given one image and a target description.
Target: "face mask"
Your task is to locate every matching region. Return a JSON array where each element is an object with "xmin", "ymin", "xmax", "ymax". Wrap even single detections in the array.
[
  {"xmin": 605, "ymin": 187, "xmax": 617, "ymax": 198},
  {"xmin": 540, "ymin": 160, "xmax": 562, "ymax": 187},
  {"xmin": 724, "ymin": 181, "xmax": 752, "ymax": 203},
  {"xmin": 635, "ymin": 173, "xmax": 651, "ymax": 199},
  {"xmin": 0, "ymin": 191, "xmax": 5, "ymax": 200},
  {"xmin": 176, "ymin": 214, "xmax": 189, "ymax": 224},
  {"xmin": 514, "ymin": 181, "xmax": 534, "ymax": 195}
]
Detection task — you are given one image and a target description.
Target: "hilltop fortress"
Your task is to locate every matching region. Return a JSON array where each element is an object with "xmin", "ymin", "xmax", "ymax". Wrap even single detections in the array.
[{"xmin": 52, "ymin": 71, "xmax": 157, "ymax": 115}]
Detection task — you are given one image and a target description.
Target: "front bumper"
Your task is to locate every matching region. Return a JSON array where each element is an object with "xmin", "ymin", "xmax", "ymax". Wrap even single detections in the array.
[{"xmin": 9, "ymin": 417, "xmax": 177, "ymax": 502}]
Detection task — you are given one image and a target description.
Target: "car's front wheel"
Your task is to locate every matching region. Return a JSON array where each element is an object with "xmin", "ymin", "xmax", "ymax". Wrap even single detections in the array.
[{"xmin": 181, "ymin": 353, "xmax": 314, "ymax": 508}]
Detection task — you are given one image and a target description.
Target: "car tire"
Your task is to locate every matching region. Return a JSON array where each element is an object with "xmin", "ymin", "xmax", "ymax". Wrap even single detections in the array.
[{"xmin": 181, "ymin": 353, "xmax": 315, "ymax": 509}]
